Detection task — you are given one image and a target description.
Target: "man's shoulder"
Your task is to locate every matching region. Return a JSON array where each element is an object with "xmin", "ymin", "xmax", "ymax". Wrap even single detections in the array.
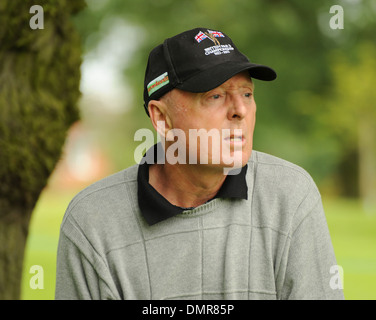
[
  {"xmin": 248, "ymin": 150, "xmax": 320, "ymax": 206},
  {"xmin": 250, "ymin": 150, "xmax": 314, "ymax": 184},
  {"xmin": 60, "ymin": 164, "xmax": 143, "ymax": 257},
  {"xmin": 70, "ymin": 164, "xmax": 138, "ymax": 204},
  {"xmin": 62, "ymin": 164, "xmax": 139, "ymax": 224},
  {"xmin": 249, "ymin": 150, "xmax": 322, "ymax": 233}
]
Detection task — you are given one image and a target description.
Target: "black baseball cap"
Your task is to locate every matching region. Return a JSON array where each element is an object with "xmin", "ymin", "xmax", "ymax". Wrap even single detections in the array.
[{"xmin": 143, "ymin": 27, "xmax": 276, "ymax": 116}]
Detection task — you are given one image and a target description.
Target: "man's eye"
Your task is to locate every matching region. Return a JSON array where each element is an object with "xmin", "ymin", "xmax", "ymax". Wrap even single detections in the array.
[
  {"xmin": 212, "ymin": 94, "xmax": 221, "ymax": 99},
  {"xmin": 244, "ymin": 92, "xmax": 253, "ymax": 98}
]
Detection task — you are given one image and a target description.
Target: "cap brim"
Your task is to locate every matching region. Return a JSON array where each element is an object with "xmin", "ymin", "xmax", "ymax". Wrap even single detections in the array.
[{"xmin": 177, "ymin": 61, "xmax": 276, "ymax": 93}]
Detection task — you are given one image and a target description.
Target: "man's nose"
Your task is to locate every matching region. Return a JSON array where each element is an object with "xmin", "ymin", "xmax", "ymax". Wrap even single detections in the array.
[{"xmin": 227, "ymin": 95, "xmax": 247, "ymax": 120}]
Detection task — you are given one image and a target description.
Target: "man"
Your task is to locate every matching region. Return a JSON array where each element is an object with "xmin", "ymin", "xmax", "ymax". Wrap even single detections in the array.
[{"xmin": 55, "ymin": 28, "xmax": 344, "ymax": 300}]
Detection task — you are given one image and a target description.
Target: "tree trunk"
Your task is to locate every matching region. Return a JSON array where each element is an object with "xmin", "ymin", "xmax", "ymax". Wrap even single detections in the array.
[
  {"xmin": 0, "ymin": 0, "xmax": 85, "ymax": 299},
  {"xmin": 0, "ymin": 207, "xmax": 32, "ymax": 299}
]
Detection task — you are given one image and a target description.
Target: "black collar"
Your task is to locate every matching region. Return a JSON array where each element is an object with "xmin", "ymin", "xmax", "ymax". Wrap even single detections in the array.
[{"xmin": 137, "ymin": 144, "xmax": 248, "ymax": 225}]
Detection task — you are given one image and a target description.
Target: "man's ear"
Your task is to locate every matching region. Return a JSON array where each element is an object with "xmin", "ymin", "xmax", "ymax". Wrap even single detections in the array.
[{"xmin": 148, "ymin": 99, "xmax": 172, "ymax": 139}]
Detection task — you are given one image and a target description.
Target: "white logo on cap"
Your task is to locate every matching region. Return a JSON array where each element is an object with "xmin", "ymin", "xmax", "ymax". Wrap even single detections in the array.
[{"xmin": 204, "ymin": 44, "xmax": 234, "ymax": 56}]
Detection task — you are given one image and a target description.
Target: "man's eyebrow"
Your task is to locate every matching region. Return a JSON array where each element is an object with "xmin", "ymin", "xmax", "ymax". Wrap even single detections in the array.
[
  {"xmin": 245, "ymin": 80, "xmax": 255, "ymax": 90},
  {"xmin": 201, "ymin": 79, "xmax": 255, "ymax": 97},
  {"xmin": 234, "ymin": 82, "xmax": 255, "ymax": 91}
]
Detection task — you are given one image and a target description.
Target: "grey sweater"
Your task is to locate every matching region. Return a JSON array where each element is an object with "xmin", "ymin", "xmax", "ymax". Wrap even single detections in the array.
[{"xmin": 55, "ymin": 150, "xmax": 344, "ymax": 300}]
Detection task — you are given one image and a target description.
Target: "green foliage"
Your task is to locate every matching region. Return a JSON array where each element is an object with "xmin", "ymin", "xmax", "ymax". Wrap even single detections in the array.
[
  {"xmin": 73, "ymin": 0, "xmax": 376, "ymax": 196},
  {"xmin": 325, "ymin": 42, "xmax": 376, "ymax": 143},
  {"xmin": 290, "ymin": 41, "xmax": 376, "ymax": 201}
]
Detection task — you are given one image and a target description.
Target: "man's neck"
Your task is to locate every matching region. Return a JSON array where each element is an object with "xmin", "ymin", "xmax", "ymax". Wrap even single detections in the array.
[{"xmin": 148, "ymin": 162, "xmax": 227, "ymax": 208}]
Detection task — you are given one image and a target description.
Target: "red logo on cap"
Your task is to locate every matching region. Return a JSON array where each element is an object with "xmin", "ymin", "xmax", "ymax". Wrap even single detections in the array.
[{"xmin": 195, "ymin": 30, "xmax": 224, "ymax": 45}]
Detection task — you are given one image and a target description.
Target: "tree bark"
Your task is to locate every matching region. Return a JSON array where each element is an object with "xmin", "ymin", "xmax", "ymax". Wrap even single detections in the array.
[
  {"xmin": 0, "ymin": 207, "xmax": 32, "ymax": 299},
  {"xmin": 0, "ymin": 0, "xmax": 85, "ymax": 299}
]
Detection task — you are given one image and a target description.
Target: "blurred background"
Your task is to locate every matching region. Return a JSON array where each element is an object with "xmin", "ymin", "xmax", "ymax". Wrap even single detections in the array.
[{"xmin": 16, "ymin": 0, "xmax": 376, "ymax": 299}]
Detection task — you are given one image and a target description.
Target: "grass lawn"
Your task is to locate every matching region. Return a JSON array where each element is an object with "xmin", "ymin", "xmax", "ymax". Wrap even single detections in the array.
[
  {"xmin": 21, "ymin": 187, "xmax": 79, "ymax": 300},
  {"xmin": 21, "ymin": 188, "xmax": 376, "ymax": 299},
  {"xmin": 323, "ymin": 197, "xmax": 376, "ymax": 299}
]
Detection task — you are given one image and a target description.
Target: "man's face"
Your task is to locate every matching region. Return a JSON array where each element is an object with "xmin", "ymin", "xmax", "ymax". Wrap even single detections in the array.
[{"xmin": 160, "ymin": 71, "xmax": 256, "ymax": 172}]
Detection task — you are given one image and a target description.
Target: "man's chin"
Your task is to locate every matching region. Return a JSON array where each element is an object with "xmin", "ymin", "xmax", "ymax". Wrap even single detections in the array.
[{"xmin": 217, "ymin": 150, "xmax": 251, "ymax": 175}]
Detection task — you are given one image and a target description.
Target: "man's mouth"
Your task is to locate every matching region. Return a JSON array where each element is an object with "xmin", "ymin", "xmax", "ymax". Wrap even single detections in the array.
[
  {"xmin": 227, "ymin": 136, "xmax": 243, "ymax": 142},
  {"xmin": 224, "ymin": 135, "xmax": 245, "ymax": 146}
]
